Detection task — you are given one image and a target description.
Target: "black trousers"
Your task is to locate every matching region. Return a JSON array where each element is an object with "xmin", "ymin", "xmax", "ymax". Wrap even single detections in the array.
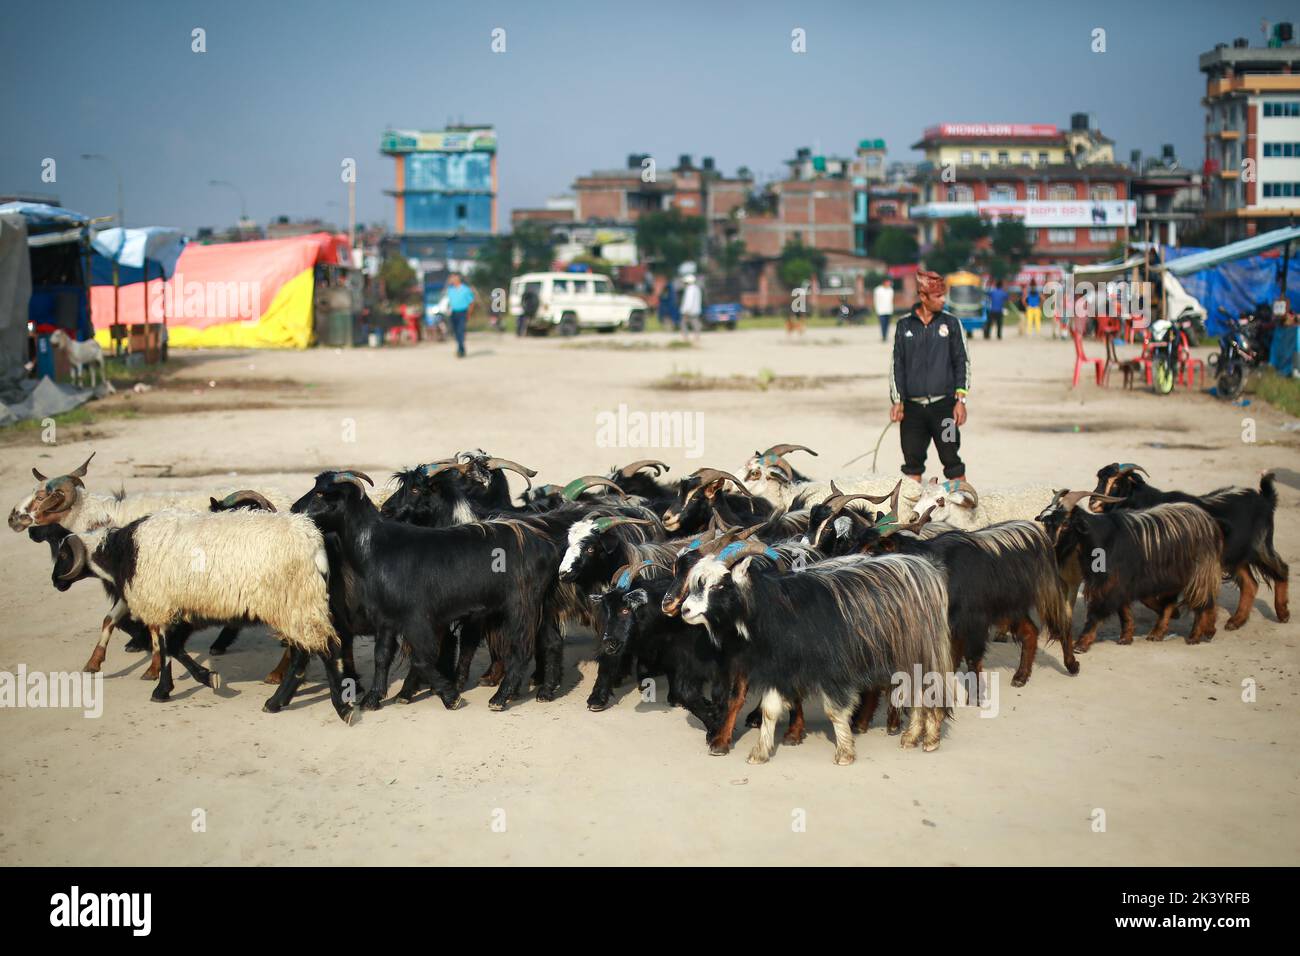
[
  {"xmin": 900, "ymin": 397, "xmax": 965, "ymax": 479},
  {"xmin": 983, "ymin": 310, "xmax": 1003, "ymax": 339}
]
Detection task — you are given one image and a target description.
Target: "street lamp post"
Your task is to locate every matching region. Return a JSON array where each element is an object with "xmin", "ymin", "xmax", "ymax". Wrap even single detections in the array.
[{"xmin": 82, "ymin": 153, "xmax": 125, "ymax": 340}]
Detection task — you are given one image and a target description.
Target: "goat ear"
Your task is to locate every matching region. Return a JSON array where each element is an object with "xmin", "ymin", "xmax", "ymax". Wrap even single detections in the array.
[
  {"xmin": 209, "ymin": 497, "xmax": 221, "ymax": 510},
  {"xmin": 625, "ymin": 588, "xmax": 649, "ymax": 607}
]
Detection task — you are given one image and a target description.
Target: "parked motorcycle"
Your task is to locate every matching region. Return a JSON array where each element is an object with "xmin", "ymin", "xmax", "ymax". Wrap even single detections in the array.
[
  {"xmin": 1208, "ymin": 303, "xmax": 1274, "ymax": 400},
  {"xmin": 1148, "ymin": 310, "xmax": 1204, "ymax": 396}
]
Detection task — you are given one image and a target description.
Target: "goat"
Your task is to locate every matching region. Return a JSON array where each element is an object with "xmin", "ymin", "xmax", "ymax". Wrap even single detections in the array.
[
  {"xmin": 740, "ymin": 443, "xmax": 818, "ymax": 494},
  {"xmin": 47, "ymin": 508, "xmax": 352, "ymax": 720},
  {"xmin": 587, "ymin": 562, "xmax": 725, "ymax": 733},
  {"xmin": 1092, "ymin": 463, "xmax": 1289, "ymax": 628},
  {"xmin": 293, "ymin": 471, "xmax": 579, "ymax": 711},
  {"xmin": 680, "ymin": 541, "xmax": 954, "ymax": 765},
  {"xmin": 661, "ymin": 468, "xmax": 774, "ymax": 534},
  {"xmin": 48, "ymin": 329, "xmax": 112, "ymax": 392},
  {"xmin": 607, "ymin": 459, "xmax": 676, "ymax": 503},
  {"xmin": 1050, "ymin": 493, "xmax": 1224, "ymax": 649}
]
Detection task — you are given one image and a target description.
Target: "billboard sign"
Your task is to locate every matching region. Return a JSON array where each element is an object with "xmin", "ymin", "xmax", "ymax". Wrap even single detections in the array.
[{"xmin": 381, "ymin": 128, "xmax": 497, "ymax": 153}]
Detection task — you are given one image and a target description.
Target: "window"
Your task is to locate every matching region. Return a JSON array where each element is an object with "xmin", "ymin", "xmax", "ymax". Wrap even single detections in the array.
[
  {"xmin": 1038, "ymin": 152, "xmax": 1050, "ymax": 164},
  {"xmin": 997, "ymin": 151, "xmax": 1010, "ymax": 165},
  {"xmin": 947, "ymin": 184, "xmax": 974, "ymax": 202},
  {"xmin": 960, "ymin": 150, "xmax": 972, "ymax": 164},
  {"xmin": 1025, "ymin": 229, "xmax": 1038, "ymax": 244},
  {"xmin": 456, "ymin": 203, "xmax": 467, "ymax": 219},
  {"xmin": 1263, "ymin": 143, "xmax": 1300, "ymax": 157},
  {"xmin": 1264, "ymin": 101, "xmax": 1300, "ymax": 117},
  {"xmin": 989, "ymin": 184, "xmax": 1016, "ymax": 202},
  {"xmin": 592, "ymin": 279, "xmax": 612, "ymax": 294},
  {"xmin": 1048, "ymin": 228, "xmax": 1076, "ymax": 244},
  {"xmin": 1263, "ymin": 182, "xmax": 1300, "ymax": 197},
  {"xmin": 979, "ymin": 151, "xmax": 991, "ymax": 166},
  {"xmin": 571, "ymin": 280, "xmax": 590, "ymax": 294},
  {"xmin": 1090, "ymin": 185, "xmax": 1117, "ymax": 201},
  {"xmin": 551, "ymin": 279, "xmax": 570, "ymax": 294},
  {"xmin": 1049, "ymin": 185, "xmax": 1076, "ymax": 201},
  {"xmin": 1089, "ymin": 228, "xmax": 1117, "ymax": 243},
  {"xmin": 1026, "ymin": 185, "xmax": 1039, "ymax": 200},
  {"xmin": 1021, "ymin": 152, "xmax": 1032, "ymax": 164},
  {"xmin": 876, "ymin": 202, "xmax": 897, "ymax": 217}
]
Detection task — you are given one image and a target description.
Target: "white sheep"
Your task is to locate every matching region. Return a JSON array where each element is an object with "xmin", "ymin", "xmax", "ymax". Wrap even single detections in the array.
[
  {"xmin": 54, "ymin": 508, "xmax": 349, "ymax": 718},
  {"xmin": 904, "ymin": 477, "xmax": 1059, "ymax": 531},
  {"xmin": 48, "ymin": 329, "xmax": 113, "ymax": 392}
]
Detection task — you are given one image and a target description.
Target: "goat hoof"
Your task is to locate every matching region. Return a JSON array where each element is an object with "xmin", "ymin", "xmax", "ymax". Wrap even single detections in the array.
[
  {"xmin": 744, "ymin": 710, "xmax": 761, "ymax": 729},
  {"xmin": 478, "ymin": 672, "xmax": 503, "ymax": 687},
  {"xmin": 1072, "ymin": 643, "xmax": 1089, "ymax": 654},
  {"xmin": 262, "ymin": 700, "xmax": 282, "ymax": 714},
  {"xmin": 1276, "ymin": 610, "xmax": 1290, "ymax": 624},
  {"xmin": 488, "ymin": 702, "xmax": 507, "ymax": 713},
  {"xmin": 441, "ymin": 694, "xmax": 463, "ymax": 711},
  {"xmin": 1011, "ymin": 674, "xmax": 1029, "ymax": 687},
  {"xmin": 746, "ymin": 749, "xmax": 770, "ymax": 765},
  {"xmin": 141, "ymin": 668, "xmax": 160, "ymax": 681},
  {"xmin": 708, "ymin": 742, "xmax": 731, "ymax": 756},
  {"xmin": 150, "ymin": 691, "xmax": 170, "ymax": 703},
  {"xmin": 536, "ymin": 686, "xmax": 558, "ymax": 703},
  {"xmin": 586, "ymin": 697, "xmax": 610, "ymax": 712},
  {"xmin": 338, "ymin": 706, "xmax": 357, "ymax": 725},
  {"xmin": 360, "ymin": 694, "xmax": 384, "ymax": 711},
  {"xmin": 922, "ymin": 740, "xmax": 941, "ymax": 753},
  {"xmin": 782, "ymin": 730, "xmax": 805, "ymax": 746},
  {"xmin": 1067, "ymin": 661, "xmax": 1080, "ymax": 675},
  {"xmin": 1116, "ymin": 637, "xmax": 1133, "ymax": 645},
  {"xmin": 1224, "ymin": 618, "xmax": 1245, "ymax": 631},
  {"xmin": 833, "ymin": 750, "xmax": 855, "ymax": 766},
  {"xmin": 208, "ymin": 672, "xmax": 221, "ymax": 691},
  {"xmin": 1145, "ymin": 633, "xmax": 1166, "ymax": 642}
]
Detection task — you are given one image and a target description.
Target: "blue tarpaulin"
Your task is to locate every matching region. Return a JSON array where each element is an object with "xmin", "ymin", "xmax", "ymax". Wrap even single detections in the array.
[
  {"xmin": 90, "ymin": 227, "xmax": 186, "ymax": 285},
  {"xmin": 1162, "ymin": 245, "xmax": 1300, "ymax": 336}
]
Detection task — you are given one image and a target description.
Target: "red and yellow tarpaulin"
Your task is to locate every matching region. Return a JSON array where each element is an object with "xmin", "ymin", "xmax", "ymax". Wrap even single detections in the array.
[{"xmin": 91, "ymin": 233, "xmax": 349, "ymax": 349}]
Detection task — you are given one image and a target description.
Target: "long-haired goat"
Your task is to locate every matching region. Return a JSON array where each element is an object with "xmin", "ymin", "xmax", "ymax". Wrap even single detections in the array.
[
  {"xmin": 680, "ymin": 542, "xmax": 954, "ymax": 765},
  {"xmin": 1092, "ymin": 463, "xmax": 1289, "ymax": 628}
]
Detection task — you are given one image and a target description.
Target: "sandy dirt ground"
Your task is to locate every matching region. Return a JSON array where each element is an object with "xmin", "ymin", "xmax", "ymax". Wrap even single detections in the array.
[{"xmin": 1, "ymin": 324, "xmax": 1297, "ymax": 866}]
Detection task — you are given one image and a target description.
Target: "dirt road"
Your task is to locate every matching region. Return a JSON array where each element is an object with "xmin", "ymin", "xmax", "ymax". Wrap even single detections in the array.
[{"xmin": 1, "ymin": 326, "xmax": 1296, "ymax": 866}]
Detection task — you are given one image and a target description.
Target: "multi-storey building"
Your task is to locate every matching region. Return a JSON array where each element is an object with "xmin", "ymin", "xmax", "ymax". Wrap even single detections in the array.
[
  {"xmin": 380, "ymin": 125, "xmax": 497, "ymax": 274},
  {"xmin": 908, "ymin": 115, "xmax": 1134, "ymax": 264},
  {"xmin": 1200, "ymin": 29, "xmax": 1300, "ymax": 241}
]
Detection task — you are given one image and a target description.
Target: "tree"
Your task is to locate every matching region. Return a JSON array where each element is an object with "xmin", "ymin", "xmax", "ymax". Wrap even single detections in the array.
[
  {"xmin": 777, "ymin": 238, "xmax": 827, "ymax": 292},
  {"xmin": 924, "ymin": 215, "xmax": 986, "ymax": 275},
  {"xmin": 985, "ymin": 220, "xmax": 1033, "ymax": 281},
  {"xmin": 379, "ymin": 255, "xmax": 416, "ymax": 301},
  {"xmin": 871, "ymin": 227, "xmax": 919, "ymax": 266},
  {"xmin": 469, "ymin": 222, "xmax": 556, "ymax": 301},
  {"xmin": 635, "ymin": 209, "xmax": 706, "ymax": 277}
]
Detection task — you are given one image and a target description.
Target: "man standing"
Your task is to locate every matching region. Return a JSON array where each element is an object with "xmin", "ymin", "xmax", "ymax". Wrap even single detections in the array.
[
  {"xmin": 444, "ymin": 272, "xmax": 475, "ymax": 358},
  {"xmin": 889, "ymin": 270, "xmax": 970, "ymax": 483},
  {"xmin": 680, "ymin": 274, "xmax": 702, "ymax": 343},
  {"xmin": 1021, "ymin": 280, "xmax": 1042, "ymax": 335},
  {"xmin": 984, "ymin": 279, "xmax": 1008, "ymax": 340},
  {"xmin": 873, "ymin": 275, "xmax": 895, "ymax": 342}
]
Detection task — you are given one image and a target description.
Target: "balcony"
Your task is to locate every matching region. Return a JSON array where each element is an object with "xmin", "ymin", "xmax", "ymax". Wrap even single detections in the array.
[{"xmin": 1206, "ymin": 73, "xmax": 1300, "ymax": 98}]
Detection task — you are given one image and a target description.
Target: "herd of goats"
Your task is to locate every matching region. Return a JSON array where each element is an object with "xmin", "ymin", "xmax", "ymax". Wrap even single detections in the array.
[{"xmin": 6, "ymin": 443, "xmax": 1290, "ymax": 766}]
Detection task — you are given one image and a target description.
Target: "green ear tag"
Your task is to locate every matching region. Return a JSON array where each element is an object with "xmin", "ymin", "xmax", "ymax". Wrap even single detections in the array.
[{"xmin": 562, "ymin": 478, "xmax": 588, "ymax": 501}]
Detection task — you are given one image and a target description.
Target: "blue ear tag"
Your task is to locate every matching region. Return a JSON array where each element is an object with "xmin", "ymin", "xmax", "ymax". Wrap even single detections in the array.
[
  {"xmin": 764, "ymin": 547, "xmax": 780, "ymax": 559},
  {"xmin": 683, "ymin": 537, "xmax": 702, "ymax": 553},
  {"xmin": 942, "ymin": 480, "xmax": 959, "ymax": 493},
  {"xmin": 617, "ymin": 570, "xmax": 632, "ymax": 589}
]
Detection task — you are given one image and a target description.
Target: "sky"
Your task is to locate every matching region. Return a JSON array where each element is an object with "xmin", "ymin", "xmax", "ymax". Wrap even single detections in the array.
[{"xmin": 0, "ymin": 0, "xmax": 1285, "ymax": 234}]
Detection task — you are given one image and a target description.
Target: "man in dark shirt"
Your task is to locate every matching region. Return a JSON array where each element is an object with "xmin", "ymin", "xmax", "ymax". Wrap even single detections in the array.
[{"xmin": 889, "ymin": 270, "xmax": 971, "ymax": 482}]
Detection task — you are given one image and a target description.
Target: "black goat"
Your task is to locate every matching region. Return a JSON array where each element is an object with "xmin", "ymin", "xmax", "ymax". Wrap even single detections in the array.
[
  {"xmin": 1093, "ymin": 463, "xmax": 1288, "ymax": 628},
  {"xmin": 662, "ymin": 468, "xmax": 774, "ymax": 534}
]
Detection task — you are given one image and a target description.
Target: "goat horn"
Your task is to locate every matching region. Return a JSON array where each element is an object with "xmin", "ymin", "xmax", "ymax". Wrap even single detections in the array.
[
  {"xmin": 331, "ymin": 471, "xmax": 374, "ymax": 494},
  {"xmin": 1116, "ymin": 462, "xmax": 1149, "ymax": 477},
  {"xmin": 562, "ymin": 476, "xmax": 627, "ymax": 501},
  {"xmin": 482, "ymin": 458, "xmax": 538, "ymax": 488},
  {"xmin": 592, "ymin": 516, "xmax": 656, "ymax": 532},
  {"xmin": 1056, "ymin": 489, "xmax": 1110, "ymax": 511},
  {"xmin": 69, "ymin": 452, "xmax": 95, "ymax": 478},
  {"xmin": 619, "ymin": 459, "xmax": 670, "ymax": 478},
  {"xmin": 32, "ymin": 467, "xmax": 47, "ymax": 482},
  {"xmin": 58, "ymin": 534, "xmax": 88, "ymax": 581},
  {"xmin": 689, "ymin": 468, "xmax": 753, "ymax": 497},
  {"xmin": 218, "ymin": 490, "xmax": 277, "ymax": 512},
  {"xmin": 761, "ymin": 443, "xmax": 818, "ymax": 459},
  {"xmin": 421, "ymin": 461, "xmax": 473, "ymax": 478}
]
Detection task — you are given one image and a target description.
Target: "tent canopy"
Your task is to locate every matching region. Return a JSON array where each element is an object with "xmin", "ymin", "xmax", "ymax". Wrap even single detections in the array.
[
  {"xmin": 1162, "ymin": 225, "xmax": 1300, "ymax": 276},
  {"xmin": 92, "ymin": 227, "xmax": 186, "ymax": 278}
]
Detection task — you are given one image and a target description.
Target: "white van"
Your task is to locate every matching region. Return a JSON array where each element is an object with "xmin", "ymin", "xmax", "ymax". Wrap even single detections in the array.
[{"xmin": 508, "ymin": 272, "xmax": 648, "ymax": 335}]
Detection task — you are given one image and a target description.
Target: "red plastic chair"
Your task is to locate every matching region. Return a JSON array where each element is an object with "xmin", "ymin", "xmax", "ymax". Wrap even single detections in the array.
[{"xmin": 1070, "ymin": 328, "xmax": 1106, "ymax": 387}]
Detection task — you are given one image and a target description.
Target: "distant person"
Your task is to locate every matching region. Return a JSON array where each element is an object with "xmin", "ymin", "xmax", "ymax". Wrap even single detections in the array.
[
  {"xmin": 984, "ymin": 279, "xmax": 1008, "ymax": 340},
  {"xmin": 1021, "ymin": 281, "xmax": 1042, "ymax": 335},
  {"xmin": 873, "ymin": 276, "xmax": 895, "ymax": 342},
  {"xmin": 658, "ymin": 278, "xmax": 679, "ymax": 330},
  {"xmin": 680, "ymin": 274, "xmax": 703, "ymax": 343},
  {"xmin": 445, "ymin": 272, "xmax": 475, "ymax": 358}
]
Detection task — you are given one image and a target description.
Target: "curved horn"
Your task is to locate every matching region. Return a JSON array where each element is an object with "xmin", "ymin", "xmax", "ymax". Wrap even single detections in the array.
[
  {"xmin": 58, "ymin": 534, "xmax": 88, "ymax": 581},
  {"xmin": 32, "ymin": 467, "xmax": 47, "ymax": 482},
  {"xmin": 562, "ymin": 476, "xmax": 628, "ymax": 501},
  {"xmin": 761, "ymin": 443, "xmax": 818, "ymax": 459},
  {"xmin": 69, "ymin": 452, "xmax": 96, "ymax": 479},
  {"xmin": 483, "ymin": 457, "xmax": 539, "ymax": 487},
  {"xmin": 331, "ymin": 471, "xmax": 374, "ymax": 495},
  {"xmin": 689, "ymin": 468, "xmax": 754, "ymax": 497},
  {"xmin": 618, "ymin": 459, "xmax": 670, "ymax": 479},
  {"xmin": 1056, "ymin": 489, "xmax": 1124, "ymax": 512},
  {"xmin": 218, "ymin": 490, "xmax": 277, "ymax": 512},
  {"xmin": 1116, "ymin": 462, "xmax": 1149, "ymax": 477},
  {"xmin": 420, "ymin": 460, "xmax": 473, "ymax": 478},
  {"xmin": 592, "ymin": 516, "xmax": 657, "ymax": 533}
]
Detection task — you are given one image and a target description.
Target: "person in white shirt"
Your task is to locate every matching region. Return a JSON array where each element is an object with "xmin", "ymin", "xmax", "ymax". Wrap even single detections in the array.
[
  {"xmin": 680, "ymin": 274, "xmax": 703, "ymax": 343},
  {"xmin": 873, "ymin": 276, "xmax": 896, "ymax": 342}
]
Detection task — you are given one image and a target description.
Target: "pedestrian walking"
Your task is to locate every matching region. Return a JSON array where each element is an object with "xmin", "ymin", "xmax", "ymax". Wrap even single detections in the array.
[
  {"xmin": 984, "ymin": 279, "xmax": 1008, "ymax": 340},
  {"xmin": 889, "ymin": 270, "xmax": 970, "ymax": 484},
  {"xmin": 444, "ymin": 272, "xmax": 475, "ymax": 358},
  {"xmin": 873, "ymin": 275, "xmax": 895, "ymax": 342},
  {"xmin": 1021, "ymin": 280, "xmax": 1042, "ymax": 335},
  {"xmin": 658, "ymin": 278, "xmax": 680, "ymax": 331},
  {"xmin": 680, "ymin": 274, "xmax": 702, "ymax": 343}
]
